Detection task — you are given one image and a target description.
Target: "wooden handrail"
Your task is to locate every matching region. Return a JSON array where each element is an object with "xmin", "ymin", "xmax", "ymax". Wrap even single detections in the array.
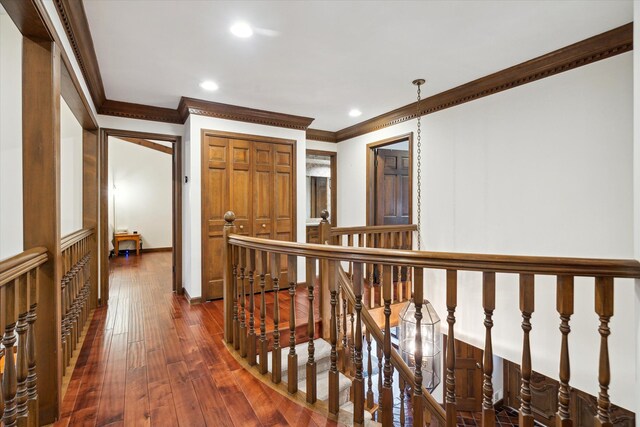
[
  {"xmin": 331, "ymin": 224, "xmax": 418, "ymax": 236},
  {"xmin": 338, "ymin": 264, "xmax": 447, "ymax": 424},
  {"xmin": 227, "ymin": 234, "xmax": 640, "ymax": 279},
  {"xmin": 61, "ymin": 227, "xmax": 95, "ymax": 251},
  {"xmin": 0, "ymin": 247, "xmax": 48, "ymax": 287}
]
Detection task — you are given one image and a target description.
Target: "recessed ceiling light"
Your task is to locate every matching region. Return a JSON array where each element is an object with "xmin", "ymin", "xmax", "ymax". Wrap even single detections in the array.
[
  {"xmin": 349, "ymin": 109, "xmax": 362, "ymax": 117},
  {"xmin": 200, "ymin": 80, "xmax": 219, "ymax": 91},
  {"xmin": 230, "ymin": 21, "xmax": 253, "ymax": 38}
]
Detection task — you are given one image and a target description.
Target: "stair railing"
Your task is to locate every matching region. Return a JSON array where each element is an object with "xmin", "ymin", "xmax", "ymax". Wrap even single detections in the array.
[
  {"xmin": 221, "ymin": 210, "xmax": 640, "ymax": 426},
  {"xmin": 60, "ymin": 228, "xmax": 95, "ymax": 376},
  {"xmin": 0, "ymin": 246, "xmax": 47, "ymax": 427}
]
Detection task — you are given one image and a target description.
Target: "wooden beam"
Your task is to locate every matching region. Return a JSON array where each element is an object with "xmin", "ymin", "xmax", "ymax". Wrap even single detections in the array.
[
  {"xmin": 114, "ymin": 136, "xmax": 173, "ymax": 155},
  {"xmin": 99, "ymin": 99, "xmax": 182, "ymax": 124},
  {"xmin": 22, "ymin": 36, "xmax": 62, "ymax": 424},
  {"xmin": 83, "ymin": 129, "xmax": 99, "ymax": 309}
]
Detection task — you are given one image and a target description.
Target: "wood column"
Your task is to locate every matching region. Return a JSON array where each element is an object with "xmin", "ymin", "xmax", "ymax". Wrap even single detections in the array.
[
  {"xmin": 22, "ymin": 37, "xmax": 62, "ymax": 424},
  {"xmin": 318, "ymin": 210, "xmax": 332, "ymax": 339},
  {"xmin": 83, "ymin": 129, "xmax": 99, "ymax": 309}
]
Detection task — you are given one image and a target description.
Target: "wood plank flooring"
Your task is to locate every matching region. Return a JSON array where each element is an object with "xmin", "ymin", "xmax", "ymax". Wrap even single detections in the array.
[{"xmin": 55, "ymin": 252, "xmax": 338, "ymax": 427}]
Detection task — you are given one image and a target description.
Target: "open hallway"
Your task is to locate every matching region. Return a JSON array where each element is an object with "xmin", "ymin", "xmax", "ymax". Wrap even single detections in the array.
[{"xmin": 55, "ymin": 252, "xmax": 338, "ymax": 427}]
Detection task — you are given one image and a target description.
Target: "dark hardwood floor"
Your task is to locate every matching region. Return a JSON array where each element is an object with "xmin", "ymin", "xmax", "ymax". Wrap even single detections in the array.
[{"xmin": 54, "ymin": 252, "xmax": 338, "ymax": 427}]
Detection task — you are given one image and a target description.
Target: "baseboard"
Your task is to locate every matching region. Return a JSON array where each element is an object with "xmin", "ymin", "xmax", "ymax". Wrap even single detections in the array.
[
  {"xmin": 183, "ymin": 287, "xmax": 202, "ymax": 305},
  {"xmin": 141, "ymin": 247, "xmax": 172, "ymax": 253}
]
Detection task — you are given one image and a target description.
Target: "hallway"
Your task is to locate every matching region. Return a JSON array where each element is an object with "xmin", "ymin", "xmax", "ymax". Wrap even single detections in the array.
[{"xmin": 55, "ymin": 252, "xmax": 338, "ymax": 427}]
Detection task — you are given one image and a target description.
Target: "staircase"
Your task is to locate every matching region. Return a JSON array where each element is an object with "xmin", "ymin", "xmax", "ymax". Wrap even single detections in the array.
[{"xmin": 261, "ymin": 339, "xmax": 378, "ymax": 425}]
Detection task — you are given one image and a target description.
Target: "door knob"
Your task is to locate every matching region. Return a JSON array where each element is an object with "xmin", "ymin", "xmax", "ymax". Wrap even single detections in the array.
[
  {"xmin": 261, "ymin": 224, "xmax": 266, "ymax": 228},
  {"xmin": 239, "ymin": 225, "xmax": 244, "ymax": 230}
]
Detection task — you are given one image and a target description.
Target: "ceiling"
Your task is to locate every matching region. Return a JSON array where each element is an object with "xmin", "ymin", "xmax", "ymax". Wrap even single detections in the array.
[{"xmin": 83, "ymin": 1, "xmax": 632, "ymax": 131}]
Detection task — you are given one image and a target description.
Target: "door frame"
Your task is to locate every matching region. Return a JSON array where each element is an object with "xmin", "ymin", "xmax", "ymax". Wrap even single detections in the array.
[
  {"xmin": 99, "ymin": 128, "xmax": 183, "ymax": 305},
  {"xmin": 306, "ymin": 149, "xmax": 337, "ymax": 226},
  {"xmin": 365, "ymin": 133, "xmax": 413, "ymax": 226},
  {"xmin": 200, "ymin": 129, "xmax": 297, "ymax": 300}
]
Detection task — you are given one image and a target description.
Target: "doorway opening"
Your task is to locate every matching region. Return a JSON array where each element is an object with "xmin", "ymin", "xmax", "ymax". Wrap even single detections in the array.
[
  {"xmin": 366, "ymin": 133, "xmax": 413, "ymax": 227},
  {"xmin": 99, "ymin": 129, "xmax": 182, "ymax": 305},
  {"xmin": 306, "ymin": 149, "xmax": 337, "ymax": 228}
]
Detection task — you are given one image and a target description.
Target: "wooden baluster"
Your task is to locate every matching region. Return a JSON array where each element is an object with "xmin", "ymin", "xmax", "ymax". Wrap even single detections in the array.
[
  {"xmin": 482, "ymin": 272, "xmax": 496, "ymax": 427},
  {"xmin": 366, "ymin": 330, "xmax": 375, "ymax": 410},
  {"xmin": 400, "ymin": 376, "xmax": 406, "ymax": 427},
  {"xmin": 413, "ymin": 267, "xmax": 424, "ymax": 427},
  {"xmin": 246, "ymin": 249, "xmax": 257, "ymax": 366},
  {"xmin": 223, "ymin": 211, "xmax": 237, "ymax": 343},
  {"xmin": 348, "ymin": 234, "xmax": 354, "ymax": 279},
  {"xmin": 352, "ymin": 262, "xmax": 365, "ymax": 426},
  {"xmin": 377, "ymin": 339, "xmax": 383, "ymax": 422},
  {"xmin": 2, "ymin": 280, "xmax": 18, "ymax": 427},
  {"xmin": 445, "ymin": 269, "xmax": 457, "ymax": 427},
  {"xmin": 382, "ymin": 264, "xmax": 393, "ymax": 427},
  {"xmin": 16, "ymin": 275, "xmax": 29, "ymax": 425},
  {"xmin": 26, "ymin": 269, "xmax": 39, "ymax": 427},
  {"xmin": 238, "ymin": 247, "xmax": 247, "ymax": 358},
  {"xmin": 350, "ymin": 301, "xmax": 355, "ymax": 376},
  {"xmin": 60, "ymin": 251, "xmax": 68, "ymax": 373},
  {"xmin": 306, "ymin": 257, "xmax": 317, "ymax": 403},
  {"xmin": 594, "ymin": 277, "xmax": 613, "ymax": 427},
  {"xmin": 257, "ymin": 251, "xmax": 268, "ymax": 374},
  {"xmin": 271, "ymin": 253, "xmax": 282, "ymax": 384},
  {"xmin": 519, "ymin": 274, "xmax": 535, "ymax": 427},
  {"xmin": 342, "ymin": 283, "xmax": 349, "ymax": 371},
  {"xmin": 328, "ymin": 260, "xmax": 340, "ymax": 415},
  {"xmin": 556, "ymin": 275, "xmax": 574, "ymax": 426},
  {"xmin": 232, "ymin": 246, "xmax": 239, "ymax": 350},
  {"xmin": 287, "ymin": 255, "xmax": 298, "ymax": 394}
]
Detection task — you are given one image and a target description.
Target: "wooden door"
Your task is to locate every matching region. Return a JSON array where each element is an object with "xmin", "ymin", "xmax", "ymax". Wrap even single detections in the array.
[
  {"xmin": 443, "ymin": 335, "xmax": 483, "ymax": 411},
  {"xmin": 202, "ymin": 136, "xmax": 229, "ymax": 300},
  {"xmin": 230, "ymin": 139, "xmax": 253, "ymax": 237},
  {"xmin": 253, "ymin": 142, "xmax": 273, "ymax": 240},
  {"xmin": 273, "ymin": 143, "xmax": 294, "ymax": 277},
  {"xmin": 375, "ymin": 148, "xmax": 410, "ymax": 225}
]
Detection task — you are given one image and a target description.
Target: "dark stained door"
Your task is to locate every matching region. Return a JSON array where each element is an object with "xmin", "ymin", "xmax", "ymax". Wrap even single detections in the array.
[
  {"xmin": 375, "ymin": 148, "xmax": 410, "ymax": 225},
  {"xmin": 443, "ymin": 335, "xmax": 483, "ymax": 412}
]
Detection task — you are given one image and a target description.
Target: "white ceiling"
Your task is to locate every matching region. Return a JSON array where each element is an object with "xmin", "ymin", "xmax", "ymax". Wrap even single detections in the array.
[{"xmin": 83, "ymin": 0, "xmax": 632, "ymax": 130}]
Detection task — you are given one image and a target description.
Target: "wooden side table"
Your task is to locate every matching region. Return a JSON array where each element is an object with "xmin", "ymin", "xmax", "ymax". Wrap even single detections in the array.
[{"xmin": 114, "ymin": 233, "xmax": 142, "ymax": 256}]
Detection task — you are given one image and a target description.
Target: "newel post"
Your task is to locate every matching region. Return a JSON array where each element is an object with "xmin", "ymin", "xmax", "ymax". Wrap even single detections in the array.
[
  {"xmin": 223, "ymin": 211, "xmax": 237, "ymax": 343},
  {"xmin": 319, "ymin": 210, "xmax": 333, "ymax": 339}
]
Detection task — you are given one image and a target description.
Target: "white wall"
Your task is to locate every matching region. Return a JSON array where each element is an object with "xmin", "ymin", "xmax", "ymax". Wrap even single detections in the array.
[
  {"xmin": 60, "ymin": 98, "xmax": 84, "ymax": 236},
  {"xmin": 0, "ymin": 9, "xmax": 23, "ymax": 260},
  {"xmin": 307, "ymin": 140, "xmax": 338, "ymax": 152},
  {"xmin": 183, "ymin": 116, "xmax": 307, "ymax": 298},
  {"xmin": 337, "ymin": 53, "xmax": 635, "ymax": 410},
  {"xmin": 108, "ymin": 137, "xmax": 172, "ymax": 250}
]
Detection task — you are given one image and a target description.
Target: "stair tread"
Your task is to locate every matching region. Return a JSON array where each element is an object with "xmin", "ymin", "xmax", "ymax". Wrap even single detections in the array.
[
  {"xmin": 297, "ymin": 368, "xmax": 351, "ymax": 402},
  {"xmin": 260, "ymin": 339, "xmax": 332, "ymax": 378}
]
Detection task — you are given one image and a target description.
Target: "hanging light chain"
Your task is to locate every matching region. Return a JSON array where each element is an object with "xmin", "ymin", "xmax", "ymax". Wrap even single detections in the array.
[{"xmin": 413, "ymin": 79, "xmax": 425, "ymax": 250}]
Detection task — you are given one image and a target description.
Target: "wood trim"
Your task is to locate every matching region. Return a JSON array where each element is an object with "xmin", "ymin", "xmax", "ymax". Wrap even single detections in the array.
[
  {"xmin": 113, "ymin": 136, "xmax": 173, "ymax": 155},
  {"xmin": 100, "ymin": 128, "xmax": 183, "ymax": 301},
  {"xmin": 22, "ymin": 37, "xmax": 63, "ymax": 423},
  {"xmin": 183, "ymin": 287, "xmax": 202, "ymax": 305},
  {"xmin": 306, "ymin": 128, "xmax": 337, "ymax": 143},
  {"xmin": 53, "ymin": 0, "xmax": 106, "ymax": 107},
  {"xmin": 99, "ymin": 99, "xmax": 182, "ymax": 124},
  {"xmin": 141, "ymin": 247, "xmax": 172, "ymax": 253},
  {"xmin": 83, "ymin": 129, "xmax": 99, "ymax": 309},
  {"xmin": 180, "ymin": 97, "xmax": 314, "ymax": 130},
  {"xmin": 335, "ymin": 23, "xmax": 633, "ymax": 142},
  {"xmin": 365, "ymin": 133, "xmax": 413, "ymax": 227},
  {"xmin": 306, "ymin": 149, "xmax": 338, "ymax": 226},
  {"xmin": 0, "ymin": 247, "xmax": 48, "ymax": 286},
  {"xmin": 202, "ymin": 129, "xmax": 297, "ymax": 146}
]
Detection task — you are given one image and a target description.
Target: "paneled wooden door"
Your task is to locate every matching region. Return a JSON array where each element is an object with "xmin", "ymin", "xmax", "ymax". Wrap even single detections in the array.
[
  {"xmin": 374, "ymin": 148, "xmax": 410, "ymax": 225},
  {"xmin": 202, "ymin": 131, "xmax": 296, "ymax": 300},
  {"xmin": 443, "ymin": 335, "xmax": 484, "ymax": 412}
]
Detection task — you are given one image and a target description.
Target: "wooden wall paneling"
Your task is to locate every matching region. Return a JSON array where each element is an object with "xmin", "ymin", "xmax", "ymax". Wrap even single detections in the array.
[
  {"xmin": 22, "ymin": 37, "xmax": 63, "ymax": 424},
  {"xmin": 83, "ymin": 129, "xmax": 99, "ymax": 309}
]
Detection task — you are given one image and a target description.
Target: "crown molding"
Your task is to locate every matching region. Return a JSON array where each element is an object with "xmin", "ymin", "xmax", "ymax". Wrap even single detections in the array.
[
  {"xmin": 53, "ymin": 0, "xmax": 106, "ymax": 108},
  {"xmin": 306, "ymin": 128, "xmax": 338, "ymax": 143},
  {"xmin": 335, "ymin": 22, "xmax": 633, "ymax": 142},
  {"xmin": 178, "ymin": 97, "xmax": 315, "ymax": 130},
  {"xmin": 99, "ymin": 99, "xmax": 182, "ymax": 124}
]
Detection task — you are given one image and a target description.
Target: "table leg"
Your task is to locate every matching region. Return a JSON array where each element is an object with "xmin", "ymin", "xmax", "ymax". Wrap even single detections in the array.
[
  {"xmin": 137, "ymin": 238, "xmax": 140, "ymax": 256},
  {"xmin": 115, "ymin": 239, "xmax": 119, "ymax": 256}
]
